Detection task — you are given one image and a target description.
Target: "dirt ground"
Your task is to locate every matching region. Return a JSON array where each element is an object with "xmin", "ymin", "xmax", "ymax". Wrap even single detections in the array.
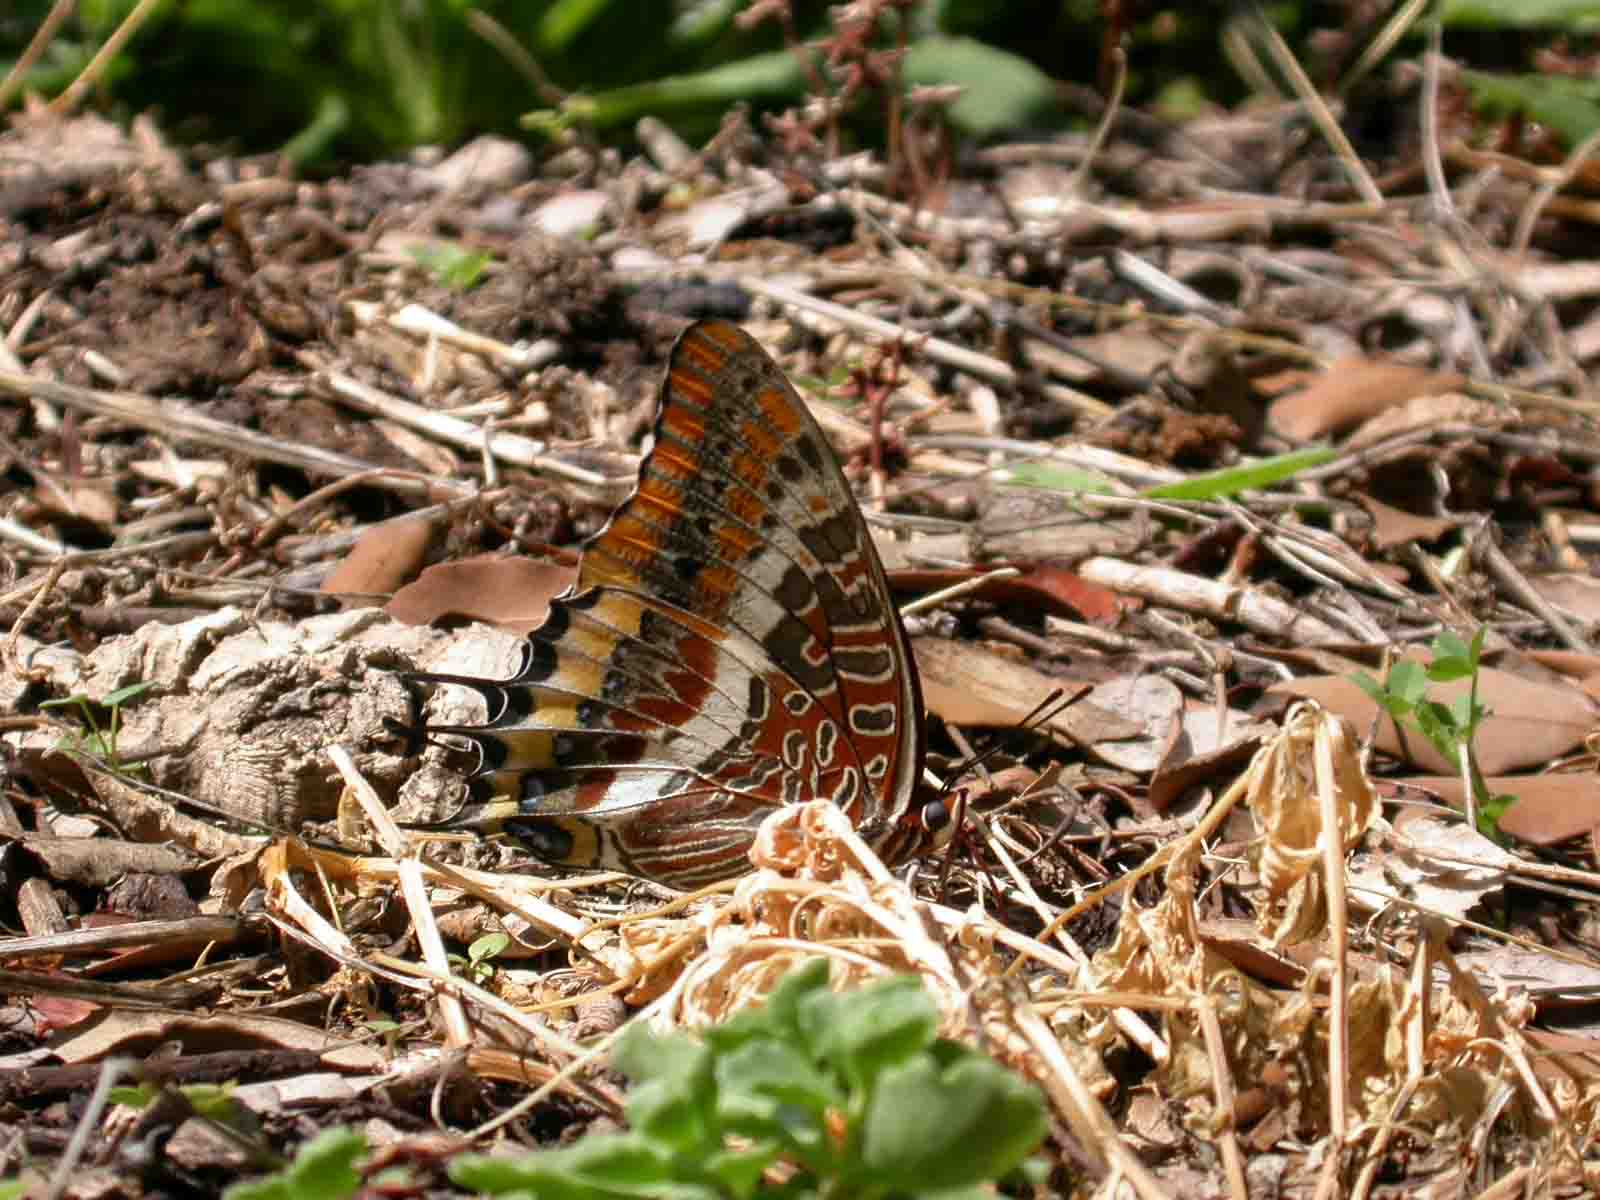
[{"xmin": 3, "ymin": 88, "xmax": 1600, "ymax": 1198}]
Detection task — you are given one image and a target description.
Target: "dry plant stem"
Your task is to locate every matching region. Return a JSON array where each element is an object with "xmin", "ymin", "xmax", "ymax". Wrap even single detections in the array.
[
  {"xmin": 251, "ymin": 470, "xmax": 461, "ymax": 552},
  {"xmin": 1513, "ymin": 122, "xmax": 1600, "ymax": 257},
  {"xmin": 1193, "ymin": 992, "xmax": 1249, "ymax": 1200},
  {"xmin": 1076, "ymin": 556, "xmax": 1348, "ymax": 644},
  {"xmin": 48, "ymin": 0, "xmax": 163, "ymax": 115},
  {"xmin": 361, "ymin": 857, "xmax": 595, "ymax": 944},
  {"xmin": 1475, "ymin": 524, "xmax": 1595, "ymax": 654},
  {"xmin": 1067, "ymin": 45, "xmax": 1126, "ymax": 198},
  {"xmin": 0, "ymin": 369, "xmax": 394, "ymax": 482},
  {"xmin": 0, "ymin": 0, "xmax": 74, "ymax": 110},
  {"xmin": 398, "ymin": 859, "xmax": 473, "ymax": 1049},
  {"xmin": 371, "ymin": 951, "xmax": 625, "ymax": 1118},
  {"xmin": 1351, "ymin": 929, "xmax": 1435, "ymax": 1200},
  {"xmin": 1434, "ymin": 950, "xmax": 1556, "ymax": 1124},
  {"xmin": 1221, "ymin": 13, "xmax": 1282, "ymax": 98},
  {"xmin": 327, "ymin": 743, "xmax": 409, "ymax": 856},
  {"xmin": 1249, "ymin": 2, "xmax": 1382, "ymax": 205},
  {"xmin": 969, "ymin": 814, "xmax": 1166, "ymax": 1065},
  {"xmin": 0, "ymin": 916, "xmax": 249, "ymax": 960},
  {"xmin": 0, "ymin": 558, "xmax": 66, "ymax": 674},
  {"xmin": 46, "ymin": 1057, "xmax": 143, "ymax": 1200},
  {"xmin": 465, "ymin": 995, "xmax": 668, "ymax": 1138},
  {"xmin": 742, "ymin": 274, "xmax": 1012, "ymax": 385},
  {"xmin": 1010, "ymin": 1005, "xmax": 1175, "ymax": 1199},
  {"xmin": 1420, "ymin": 30, "xmax": 1453, "ymax": 223},
  {"xmin": 1020, "ymin": 768, "xmax": 1251, "ymax": 974},
  {"xmin": 465, "ymin": 9, "xmax": 570, "ymax": 107},
  {"xmin": 0, "ymin": 514, "xmax": 66, "ymax": 556},
  {"xmin": 897, "ymin": 565, "xmax": 1019, "ymax": 617},
  {"xmin": 1314, "ymin": 722, "xmax": 1353, "ymax": 1147},
  {"xmin": 0, "ymin": 967, "xmax": 199, "ymax": 1010},
  {"xmin": 1336, "ymin": 0, "xmax": 1430, "ymax": 96},
  {"xmin": 311, "ymin": 362, "xmax": 619, "ymax": 488}
]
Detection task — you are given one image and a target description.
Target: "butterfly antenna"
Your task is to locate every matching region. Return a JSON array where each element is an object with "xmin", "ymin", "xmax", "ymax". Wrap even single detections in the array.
[
  {"xmin": 947, "ymin": 684, "xmax": 1091, "ymax": 791},
  {"xmin": 931, "ymin": 684, "xmax": 1091, "ymax": 901}
]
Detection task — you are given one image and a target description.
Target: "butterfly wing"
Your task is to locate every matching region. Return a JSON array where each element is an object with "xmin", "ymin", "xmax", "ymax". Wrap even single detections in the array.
[{"xmin": 409, "ymin": 320, "xmax": 926, "ymax": 888}]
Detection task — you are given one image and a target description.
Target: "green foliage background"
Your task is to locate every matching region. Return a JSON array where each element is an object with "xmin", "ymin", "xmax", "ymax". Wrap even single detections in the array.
[{"xmin": 3, "ymin": 1, "xmax": 1596, "ymax": 168}]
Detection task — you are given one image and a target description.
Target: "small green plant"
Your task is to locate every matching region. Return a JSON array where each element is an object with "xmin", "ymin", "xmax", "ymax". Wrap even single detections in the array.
[
  {"xmin": 41, "ymin": 681, "xmax": 155, "ymax": 771},
  {"xmin": 407, "ymin": 241, "xmax": 492, "ymax": 290},
  {"xmin": 225, "ymin": 1127, "xmax": 366, "ymax": 1200},
  {"xmin": 450, "ymin": 931, "xmax": 511, "ymax": 987},
  {"xmin": 1354, "ymin": 627, "xmax": 1515, "ymax": 835},
  {"xmin": 111, "ymin": 1081, "xmax": 245, "ymax": 1124},
  {"xmin": 451, "ymin": 958, "xmax": 1049, "ymax": 1199}
]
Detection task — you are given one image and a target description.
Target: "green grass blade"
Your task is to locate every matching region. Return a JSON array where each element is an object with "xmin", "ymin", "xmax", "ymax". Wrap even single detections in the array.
[{"xmin": 1140, "ymin": 446, "xmax": 1335, "ymax": 501}]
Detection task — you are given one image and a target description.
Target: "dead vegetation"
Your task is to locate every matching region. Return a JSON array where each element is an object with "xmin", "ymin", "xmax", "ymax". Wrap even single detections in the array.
[{"xmin": 3, "ymin": 44, "xmax": 1600, "ymax": 1200}]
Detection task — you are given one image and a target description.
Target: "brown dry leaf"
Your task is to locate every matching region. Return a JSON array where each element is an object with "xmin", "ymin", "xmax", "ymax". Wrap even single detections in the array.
[
  {"xmin": 1479, "ymin": 773, "xmax": 1600, "ymax": 846},
  {"xmin": 1246, "ymin": 703, "xmax": 1376, "ymax": 944},
  {"xmin": 1525, "ymin": 648, "xmax": 1600, "ymax": 703},
  {"xmin": 1378, "ymin": 771, "xmax": 1600, "ymax": 848},
  {"xmin": 1526, "ymin": 572, "xmax": 1600, "ymax": 623},
  {"xmin": 910, "ymin": 637, "xmax": 1142, "ymax": 747},
  {"xmin": 8, "ymin": 833, "xmax": 200, "ymax": 887},
  {"xmin": 1267, "ymin": 358, "xmax": 1464, "ymax": 441},
  {"xmin": 887, "ymin": 565, "xmax": 1137, "ymax": 624},
  {"xmin": 1354, "ymin": 493, "xmax": 1458, "ymax": 550},
  {"xmin": 1344, "ymin": 390, "xmax": 1501, "ymax": 451},
  {"xmin": 386, "ymin": 554, "xmax": 579, "ymax": 633},
  {"xmin": 322, "ymin": 514, "xmax": 436, "ymax": 599},
  {"xmin": 1268, "ymin": 670, "xmax": 1596, "ymax": 774},
  {"xmin": 49, "ymin": 1009, "xmax": 385, "ymax": 1069},
  {"xmin": 1082, "ymin": 674, "xmax": 1184, "ymax": 773},
  {"xmin": 1147, "ymin": 704, "xmax": 1274, "ymax": 812},
  {"xmin": 1346, "ymin": 808, "xmax": 1512, "ymax": 920},
  {"xmin": 66, "ymin": 481, "xmax": 119, "ymax": 527}
]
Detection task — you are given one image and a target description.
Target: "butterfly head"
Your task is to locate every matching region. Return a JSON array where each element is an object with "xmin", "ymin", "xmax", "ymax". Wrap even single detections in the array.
[{"xmin": 872, "ymin": 782, "xmax": 955, "ymax": 867}]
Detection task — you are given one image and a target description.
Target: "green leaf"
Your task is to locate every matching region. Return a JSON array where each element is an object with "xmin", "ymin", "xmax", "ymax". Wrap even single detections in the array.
[
  {"xmin": 1413, "ymin": 701, "xmax": 1460, "ymax": 761},
  {"xmin": 1443, "ymin": 0, "xmax": 1600, "ymax": 30},
  {"xmin": 857, "ymin": 1055, "xmax": 1047, "ymax": 1189},
  {"xmin": 1458, "ymin": 69, "xmax": 1600, "ymax": 147},
  {"xmin": 1478, "ymin": 791, "xmax": 1518, "ymax": 836},
  {"xmin": 525, "ymin": 50, "xmax": 805, "ymax": 134},
  {"xmin": 226, "ymin": 1127, "xmax": 365, "ymax": 1200},
  {"xmin": 1448, "ymin": 693, "xmax": 1481, "ymax": 734},
  {"xmin": 1430, "ymin": 630, "xmax": 1471, "ymax": 664},
  {"xmin": 1140, "ymin": 446, "xmax": 1336, "ymax": 501},
  {"xmin": 1351, "ymin": 670, "xmax": 1390, "ymax": 708},
  {"xmin": 450, "ymin": 1135, "xmax": 714, "ymax": 1199},
  {"xmin": 804, "ymin": 975, "xmax": 938, "ymax": 1094},
  {"xmin": 614, "ymin": 1027, "xmax": 717, "ymax": 1154},
  {"xmin": 468, "ymin": 931, "xmax": 511, "ymax": 965},
  {"xmin": 1425, "ymin": 655, "xmax": 1474, "ymax": 683},
  {"xmin": 700, "ymin": 1145, "xmax": 782, "ymax": 1200},
  {"xmin": 990, "ymin": 460, "xmax": 1121, "ymax": 494},
  {"xmin": 408, "ymin": 241, "xmax": 491, "ymax": 290},
  {"xmin": 902, "ymin": 36, "xmax": 1061, "ymax": 137},
  {"xmin": 110, "ymin": 1083, "xmax": 159, "ymax": 1109},
  {"xmin": 713, "ymin": 1040, "xmax": 836, "ymax": 1158},
  {"xmin": 716, "ymin": 1039, "xmax": 836, "ymax": 1117},
  {"xmin": 1386, "ymin": 661, "xmax": 1429, "ymax": 707},
  {"xmin": 103, "ymin": 681, "xmax": 155, "ymax": 707},
  {"xmin": 538, "ymin": 0, "xmax": 613, "ymax": 53}
]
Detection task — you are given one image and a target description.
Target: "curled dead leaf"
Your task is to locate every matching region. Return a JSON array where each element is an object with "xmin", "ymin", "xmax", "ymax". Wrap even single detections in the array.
[{"xmin": 387, "ymin": 554, "xmax": 579, "ymax": 634}]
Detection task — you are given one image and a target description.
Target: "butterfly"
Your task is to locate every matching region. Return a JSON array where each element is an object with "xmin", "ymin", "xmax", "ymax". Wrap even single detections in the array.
[{"xmin": 402, "ymin": 320, "xmax": 948, "ymax": 889}]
